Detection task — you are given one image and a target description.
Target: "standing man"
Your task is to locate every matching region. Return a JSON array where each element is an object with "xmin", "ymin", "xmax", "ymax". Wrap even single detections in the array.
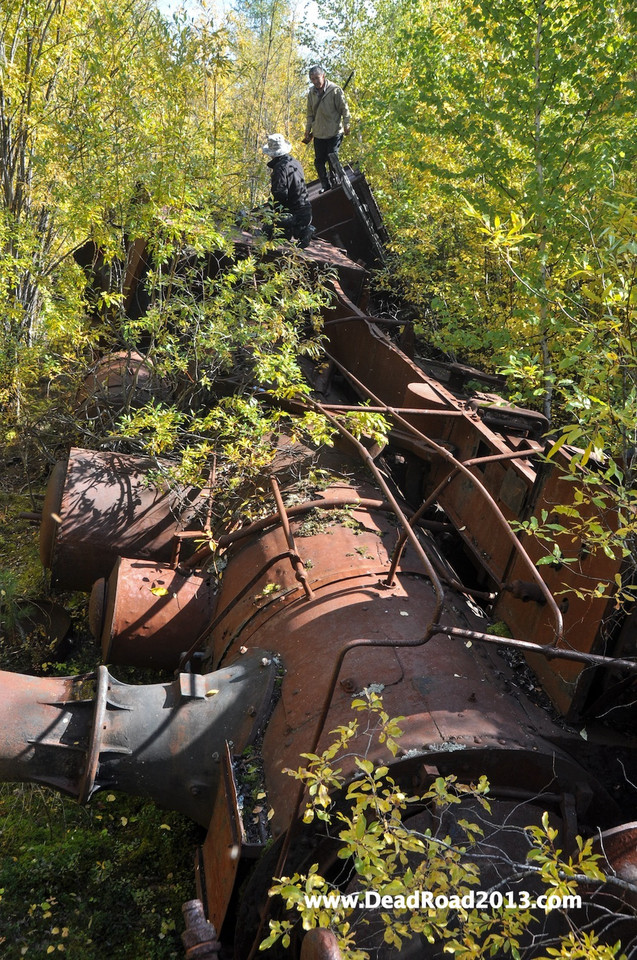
[
  {"xmin": 302, "ymin": 64, "xmax": 351, "ymax": 192},
  {"xmin": 262, "ymin": 133, "xmax": 315, "ymax": 248}
]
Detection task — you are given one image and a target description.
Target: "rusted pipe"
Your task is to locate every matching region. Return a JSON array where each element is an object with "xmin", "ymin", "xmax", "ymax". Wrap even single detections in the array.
[
  {"xmin": 0, "ymin": 655, "xmax": 276, "ymax": 827},
  {"xmin": 270, "ymin": 477, "xmax": 315, "ymax": 600},
  {"xmin": 322, "ymin": 350, "xmax": 564, "ymax": 647},
  {"xmin": 432, "ymin": 624, "xmax": 637, "ymax": 671}
]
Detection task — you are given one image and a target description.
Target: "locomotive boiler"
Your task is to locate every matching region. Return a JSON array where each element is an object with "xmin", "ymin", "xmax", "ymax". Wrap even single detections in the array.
[{"xmin": 2, "ymin": 162, "xmax": 637, "ymax": 959}]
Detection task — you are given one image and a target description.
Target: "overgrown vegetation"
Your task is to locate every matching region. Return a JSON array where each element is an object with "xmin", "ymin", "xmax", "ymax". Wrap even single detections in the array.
[
  {"xmin": 0, "ymin": 786, "xmax": 200, "ymax": 959},
  {"xmin": 0, "ymin": 476, "xmax": 201, "ymax": 957},
  {"xmin": 263, "ymin": 691, "xmax": 625, "ymax": 960}
]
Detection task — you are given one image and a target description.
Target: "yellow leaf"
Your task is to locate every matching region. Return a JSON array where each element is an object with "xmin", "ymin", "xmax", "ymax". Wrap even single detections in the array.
[{"xmin": 150, "ymin": 586, "xmax": 169, "ymax": 597}]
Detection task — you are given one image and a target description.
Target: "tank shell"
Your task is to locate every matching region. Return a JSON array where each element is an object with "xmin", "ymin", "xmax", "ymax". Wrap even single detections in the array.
[{"xmin": 90, "ymin": 558, "xmax": 217, "ymax": 670}]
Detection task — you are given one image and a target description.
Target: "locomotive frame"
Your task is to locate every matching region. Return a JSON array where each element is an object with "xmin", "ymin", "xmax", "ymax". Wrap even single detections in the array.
[{"xmin": 2, "ymin": 160, "xmax": 637, "ymax": 959}]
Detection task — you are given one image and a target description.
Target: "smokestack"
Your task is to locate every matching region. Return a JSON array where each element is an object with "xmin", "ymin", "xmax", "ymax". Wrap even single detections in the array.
[{"xmin": 0, "ymin": 653, "xmax": 275, "ymax": 826}]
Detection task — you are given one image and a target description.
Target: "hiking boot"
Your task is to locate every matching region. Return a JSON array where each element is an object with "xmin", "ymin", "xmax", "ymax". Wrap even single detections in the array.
[{"xmin": 298, "ymin": 225, "xmax": 316, "ymax": 248}]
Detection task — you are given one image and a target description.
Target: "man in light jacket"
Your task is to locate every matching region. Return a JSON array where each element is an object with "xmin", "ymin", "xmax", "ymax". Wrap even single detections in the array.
[{"xmin": 302, "ymin": 65, "xmax": 351, "ymax": 192}]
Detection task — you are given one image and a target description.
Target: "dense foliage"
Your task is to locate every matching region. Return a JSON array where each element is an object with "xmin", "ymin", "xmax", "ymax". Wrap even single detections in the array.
[
  {"xmin": 319, "ymin": 0, "xmax": 637, "ymax": 453},
  {"xmin": 263, "ymin": 692, "xmax": 622, "ymax": 960}
]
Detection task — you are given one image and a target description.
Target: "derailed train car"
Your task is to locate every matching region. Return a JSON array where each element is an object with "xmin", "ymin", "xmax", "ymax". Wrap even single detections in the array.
[{"xmin": 2, "ymin": 163, "xmax": 637, "ymax": 959}]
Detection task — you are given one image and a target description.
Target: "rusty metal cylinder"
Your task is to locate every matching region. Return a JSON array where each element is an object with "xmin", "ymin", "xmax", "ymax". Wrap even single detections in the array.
[
  {"xmin": 39, "ymin": 448, "xmax": 207, "ymax": 591},
  {"xmin": 75, "ymin": 350, "xmax": 172, "ymax": 420},
  {"xmin": 181, "ymin": 900, "xmax": 221, "ymax": 958},
  {"xmin": 595, "ymin": 822, "xmax": 637, "ymax": 904},
  {"xmin": 0, "ymin": 654, "xmax": 275, "ymax": 826},
  {"xmin": 89, "ymin": 558, "xmax": 217, "ymax": 670},
  {"xmin": 300, "ymin": 929, "xmax": 343, "ymax": 960}
]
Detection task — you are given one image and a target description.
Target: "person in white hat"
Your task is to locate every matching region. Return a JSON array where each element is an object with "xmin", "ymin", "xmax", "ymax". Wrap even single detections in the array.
[{"xmin": 262, "ymin": 134, "xmax": 315, "ymax": 248}]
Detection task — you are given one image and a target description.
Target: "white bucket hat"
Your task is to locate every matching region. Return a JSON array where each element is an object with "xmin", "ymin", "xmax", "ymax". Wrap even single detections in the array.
[{"xmin": 262, "ymin": 133, "xmax": 292, "ymax": 158}]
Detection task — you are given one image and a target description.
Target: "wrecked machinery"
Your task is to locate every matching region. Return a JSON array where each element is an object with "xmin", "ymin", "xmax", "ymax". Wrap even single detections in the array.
[{"xmin": 2, "ymin": 160, "xmax": 637, "ymax": 959}]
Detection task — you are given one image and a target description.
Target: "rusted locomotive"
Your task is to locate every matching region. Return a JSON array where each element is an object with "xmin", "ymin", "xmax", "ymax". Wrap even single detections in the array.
[{"xmin": 2, "ymin": 163, "xmax": 637, "ymax": 959}]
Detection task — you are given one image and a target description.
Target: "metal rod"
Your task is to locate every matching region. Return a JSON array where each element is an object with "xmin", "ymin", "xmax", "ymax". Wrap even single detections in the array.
[
  {"xmin": 322, "ymin": 349, "xmax": 564, "ymax": 647},
  {"xmin": 308, "ymin": 403, "xmax": 464, "ymax": 417},
  {"xmin": 432, "ymin": 624, "xmax": 637, "ymax": 671},
  {"xmin": 270, "ymin": 477, "xmax": 314, "ymax": 601}
]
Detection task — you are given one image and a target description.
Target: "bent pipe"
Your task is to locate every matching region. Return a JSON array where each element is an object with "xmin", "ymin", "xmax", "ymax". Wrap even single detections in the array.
[{"xmin": 0, "ymin": 652, "xmax": 275, "ymax": 827}]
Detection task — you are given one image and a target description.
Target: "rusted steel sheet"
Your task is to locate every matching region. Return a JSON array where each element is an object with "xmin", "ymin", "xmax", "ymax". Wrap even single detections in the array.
[
  {"xmin": 90, "ymin": 558, "xmax": 217, "ymax": 670},
  {"xmin": 424, "ymin": 418, "xmax": 537, "ymax": 586},
  {"xmin": 40, "ymin": 448, "xmax": 205, "ymax": 591},
  {"xmin": 203, "ymin": 485, "xmax": 598, "ymax": 841},
  {"xmin": 324, "ymin": 317, "xmax": 540, "ymax": 584},
  {"xmin": 308, "ymin": 167, "xmax": 387, "ymax": 269},
  {"xmin": 323, "ymin": 318, "xmax": 629, "ymax": 716},
  {"xmin": 198, "ymin": 743, "xmax": 265, "ymax": 934},
  {"xmin": 325, "ymin": 315, "xmax": 453, "ymax": 411},
  {"xmin": 493, "ymin": 449, "xmax": 624, "ymax": 717}
]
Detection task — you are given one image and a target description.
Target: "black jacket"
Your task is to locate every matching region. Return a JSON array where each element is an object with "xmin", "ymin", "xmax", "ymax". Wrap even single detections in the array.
[{"xmin": 268, "ymin": 154, "xmax": 310, "ymax": 214}]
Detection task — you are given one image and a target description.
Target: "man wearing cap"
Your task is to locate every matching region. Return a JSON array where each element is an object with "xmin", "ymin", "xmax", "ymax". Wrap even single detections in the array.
[
  {"xmin": 262, "ymin": 133, "xmax": 315, "ymax": 248},
  {"xmin": 302, "ymin": 65, "xmax": 351, "ymax": 192}
]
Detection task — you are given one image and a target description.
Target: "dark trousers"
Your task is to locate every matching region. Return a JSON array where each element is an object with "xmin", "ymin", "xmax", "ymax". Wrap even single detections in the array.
[
  {"xmin": 313, "ymin": 135, "xmax": 343, "ymax": 190},
  {"xmin": 279, "ymin": 203, "xmax": 313, "ymax": 241},
  {"xmin": 278, "ymin": 203, "xmax": 316, "ymax": 247}
]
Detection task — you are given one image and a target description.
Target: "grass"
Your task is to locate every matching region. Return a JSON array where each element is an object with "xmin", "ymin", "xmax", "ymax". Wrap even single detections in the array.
[
  {"xmin": 0, "ymin": 476, "xmax": 204, "ymax": 959},
  {"xmin": 0, "ymin": 785, "xmax": 201, "ymax": 959}
]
